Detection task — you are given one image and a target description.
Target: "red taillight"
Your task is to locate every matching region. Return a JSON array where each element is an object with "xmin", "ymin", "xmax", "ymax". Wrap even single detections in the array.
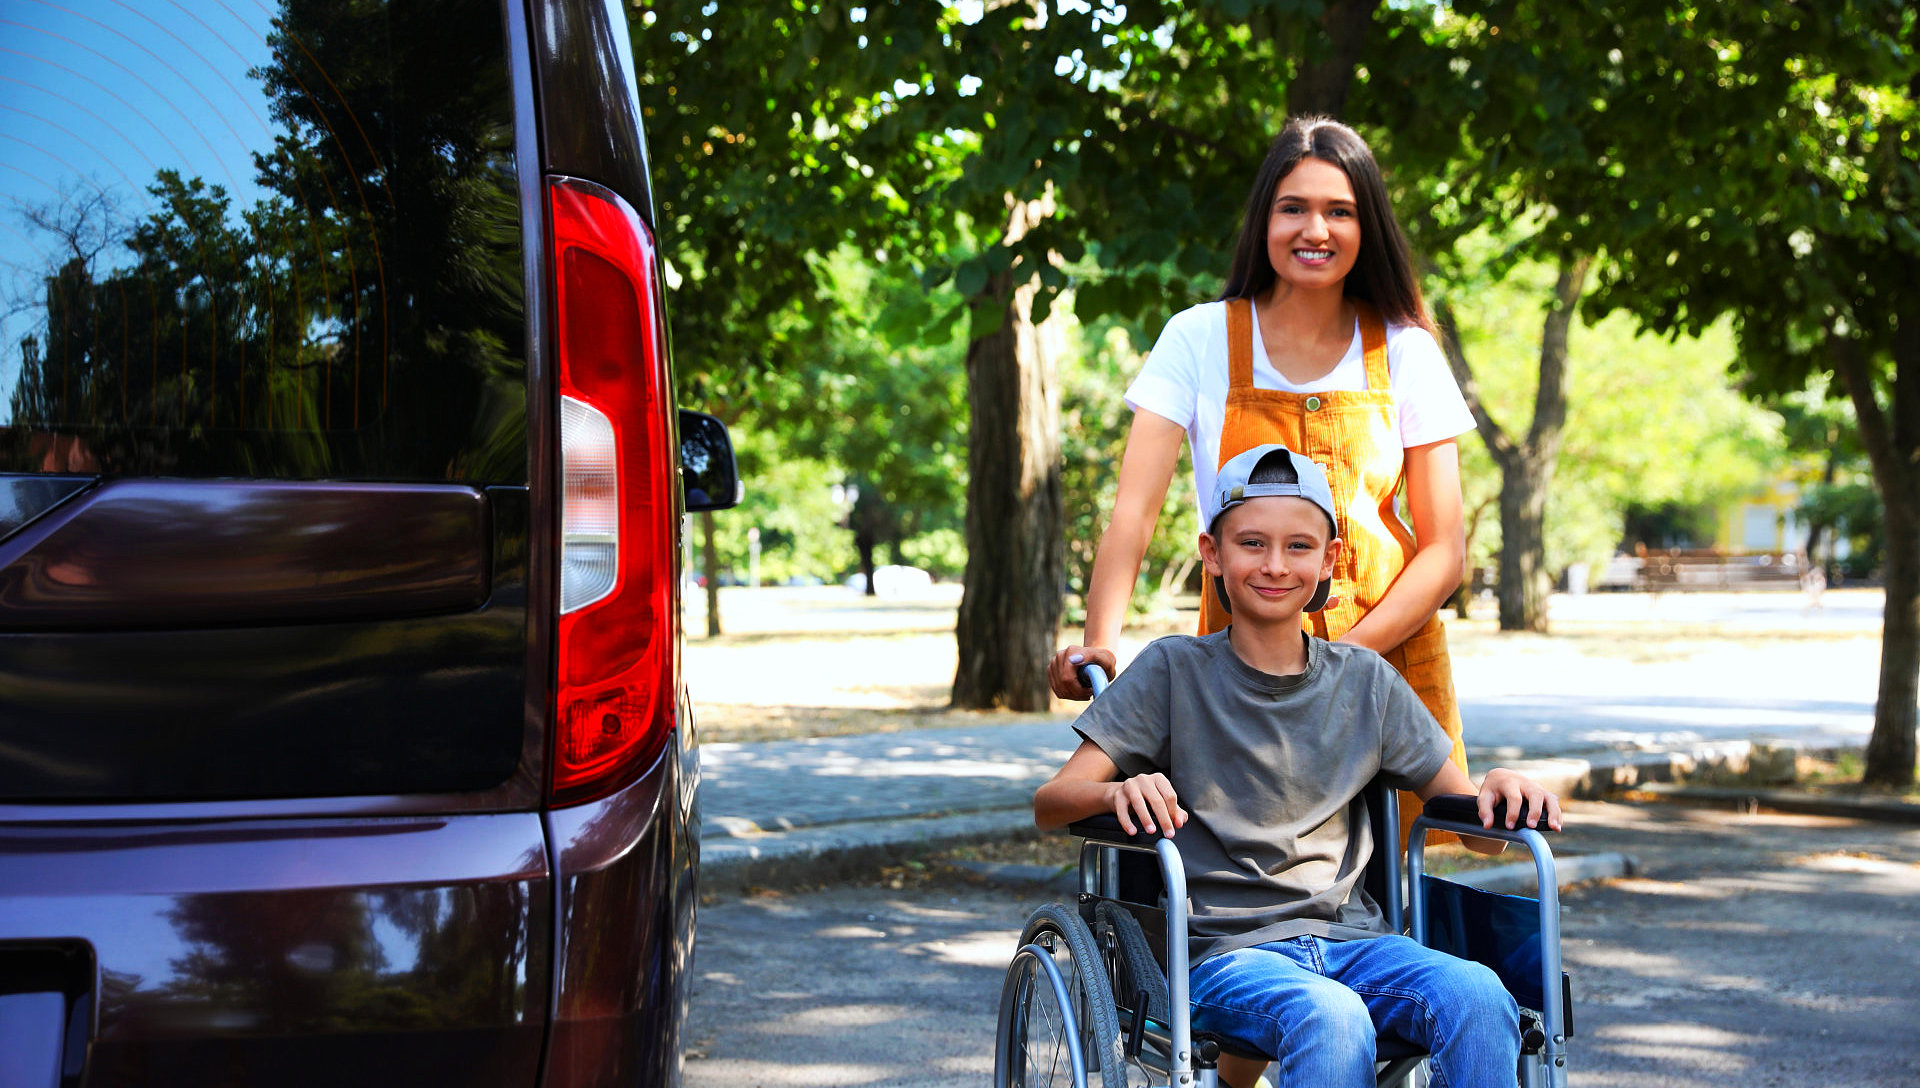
[{"xmin": 549, "ymin": 177, "xmax": 676, "ymax": 807}]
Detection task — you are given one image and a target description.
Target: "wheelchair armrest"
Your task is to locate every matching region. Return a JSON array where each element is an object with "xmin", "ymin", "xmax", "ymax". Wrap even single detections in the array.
[
  {"xmin": 1069, "ymin": 813, "xmax": 1164, "ymax": 847},
  {"xmin": 1422, "ymin": 793, "xmax": 1557, "ymax": 833}
]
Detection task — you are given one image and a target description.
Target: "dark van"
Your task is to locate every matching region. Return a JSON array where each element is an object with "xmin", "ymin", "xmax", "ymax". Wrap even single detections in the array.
[{"xmin": 0, "ymin": 1, "xmax": 732, "ymax": 1084}]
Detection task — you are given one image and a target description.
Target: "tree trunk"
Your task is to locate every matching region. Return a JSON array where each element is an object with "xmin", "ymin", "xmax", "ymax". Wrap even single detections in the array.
[
  {"xmin": 855, "ymin": 526, "xmax": 878, "ymax": 598},
  {"xmin": 1286, "ymin": 0, "xmax": 1381, "ymax": 119},
  {"xmin": 952, "ymin": 199, "xmax": 1064, "ymax": 711},
  {"xmin": 1437, "ymin": 255, "xmax": 1591, "ymax": 633},
  {"xmin": 1832, "ymin": 318, "xmax": 1920, "ymax": 788},
  {"xmin": 1866, "ymin": 504, "xmax": 1919, "ymax": 786},
  {"xmin": 1495, "ymin": 459, "xmax": 1552, "ymax": 632},
  {"xmin": 700, "ymin": 509, "xmax": 722, "ymax": 638}
]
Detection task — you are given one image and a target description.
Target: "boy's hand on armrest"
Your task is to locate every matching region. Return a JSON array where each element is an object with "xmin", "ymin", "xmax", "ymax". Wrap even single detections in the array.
[
  {"xmin": 1108, "ymin": 771, "xmax": 1187, "ymax": 838},
  {"xmin": 1417, "ymin": 762, "xmax": 1564, "ymax": 854},
  {"xmin": 1475, "ymin": 768, "xmax": 1565, "ymax": 833},
  {"xmin": 1033, "ymin": 740, "xmax": 1186, "ymax": 837}
]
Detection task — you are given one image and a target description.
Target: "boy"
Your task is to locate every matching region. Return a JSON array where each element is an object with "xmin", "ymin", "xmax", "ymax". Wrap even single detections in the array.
[{"xmin": 1034, "ymin": 443, "xmax": 1563, "ymax": 1088}]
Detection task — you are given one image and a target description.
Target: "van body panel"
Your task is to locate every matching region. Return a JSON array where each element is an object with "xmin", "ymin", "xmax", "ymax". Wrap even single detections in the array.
[
  {"xmin": 532, "ymin": 0, "xmax": 657, "ymax": 227},
  {"xmin": 541, "ymin": 739, "xmax": 694, "ymax": 1088},
  {"xmin": 0, "ymin": 486, "xmax": 528, "ymax": 803},
  {"xmin": 0, "ymin": 812, "xmax": 549, "ymax": 1086},
  {"xmin": 0, "ymin": 0, "xmax": 703, "ymax": 1080},
  {"xmin": 0, "ymin": 480, "xmax": 490, "ymax": 628}
]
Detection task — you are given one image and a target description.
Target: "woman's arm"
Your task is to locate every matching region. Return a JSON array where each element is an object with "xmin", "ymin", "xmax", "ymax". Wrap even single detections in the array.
[
  {"xmin": 1034, "ymin": 739, "xmax": 1187, "ymax": 837},
  {"xmin": 1048, "ymin": 409, "xmax": 1185, "ymax": 699},
  {"xmin": 1338, "ymin": 437, "xmax": 1467, "ymax": 654}
]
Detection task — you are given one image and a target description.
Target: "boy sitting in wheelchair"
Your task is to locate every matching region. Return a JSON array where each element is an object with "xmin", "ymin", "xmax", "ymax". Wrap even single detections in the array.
[{"xmin": 1034, "ymin": 444, "xmax": 1564, "ymax": 1088}]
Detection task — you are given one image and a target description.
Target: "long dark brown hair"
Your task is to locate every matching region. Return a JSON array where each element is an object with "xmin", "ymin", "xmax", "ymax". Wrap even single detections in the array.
[{"xmin": 1220, "ymin": 117, "xmax": 1433, "ymax": 334}]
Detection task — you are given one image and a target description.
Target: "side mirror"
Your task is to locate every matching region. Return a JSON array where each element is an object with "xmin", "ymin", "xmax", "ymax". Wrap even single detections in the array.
[{"xmin": 678, "ymin": 409, "xmax": 741, "ymax": 512}]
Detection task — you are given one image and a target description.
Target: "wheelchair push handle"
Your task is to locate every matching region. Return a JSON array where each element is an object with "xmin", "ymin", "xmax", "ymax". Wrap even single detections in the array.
[{"xmin": 1076, "ymin": 662, "xmax": 1110, "ymax": 699}]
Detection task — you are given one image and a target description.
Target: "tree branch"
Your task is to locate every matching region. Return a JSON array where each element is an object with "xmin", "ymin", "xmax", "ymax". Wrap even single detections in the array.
[
  {"xmin": 1526, "ymin": 252, "xmax": 1592, "ymax": 457},
  {"xmin": 1433, "ymin": 295, "xmax": 1516, "ymax": 467}
]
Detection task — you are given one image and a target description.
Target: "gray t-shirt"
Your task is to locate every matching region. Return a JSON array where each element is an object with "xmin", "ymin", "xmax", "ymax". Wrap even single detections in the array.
[{"xmin": 1074, "ymin": 629, "xmax": 1453, "ymax": 961}]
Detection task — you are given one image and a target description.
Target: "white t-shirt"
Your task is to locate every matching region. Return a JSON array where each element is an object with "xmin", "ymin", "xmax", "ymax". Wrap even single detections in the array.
[{"xmin": 1124, "ymin": 300, "xmax": 1475, "ymax": 514}]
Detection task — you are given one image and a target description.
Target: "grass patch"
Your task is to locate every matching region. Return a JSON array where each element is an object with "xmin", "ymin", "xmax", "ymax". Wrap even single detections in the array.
[{"xmin": 1792, "ymin": 750, "xmax": 1920, "ymax": 803}]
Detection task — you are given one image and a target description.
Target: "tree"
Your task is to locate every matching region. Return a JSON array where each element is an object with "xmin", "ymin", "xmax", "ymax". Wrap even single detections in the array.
[
  {"xmin": 1060, "ymin": 308, "xmax": 1200, "ymax": 618},
  {"xmin": 1769, "ymin": 387, "xmax": 1879, "ymax": 580},
  {"xmin": 1512, "ymin": 0, "xmax": 1920, "ymax": 786},
  {"xmin": 859, "ymin": 0, "xmax": 1423, "ymax": 706},
  {"xmin": 757, "ymin": 250, "xmax": 969, "ymax": 595},
  {"xmin": 1438, "ymin": 254, "xmax": 1589, "ymax": 630},
  {"xmin": 629, "ymin": 4, "xmax": 861, "ymax": 633},
  {"xmin": 631, "ymin": 0, "xmax": 1415, "ymax": 706},
  {"xmin": 1435, "ymin": 237, "xmax": 1778, "ymax": 609}
]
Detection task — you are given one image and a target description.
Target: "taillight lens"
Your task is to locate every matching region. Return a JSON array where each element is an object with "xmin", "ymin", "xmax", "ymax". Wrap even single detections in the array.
[{"xmin": 549, "ymin": 177, "xmax": 676, "ymax": 807}]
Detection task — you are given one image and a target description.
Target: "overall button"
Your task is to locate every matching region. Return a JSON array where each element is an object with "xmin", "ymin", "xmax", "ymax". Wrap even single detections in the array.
[{"xmin": 1304, "ymin": 395, "xmax": 1322, "ymax": 412}]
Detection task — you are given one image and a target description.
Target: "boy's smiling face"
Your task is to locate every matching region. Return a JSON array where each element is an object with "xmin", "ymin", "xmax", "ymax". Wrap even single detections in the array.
[{"xmin": 1200, "ymin": 495, "xmax": 1341, "ymax": 624}]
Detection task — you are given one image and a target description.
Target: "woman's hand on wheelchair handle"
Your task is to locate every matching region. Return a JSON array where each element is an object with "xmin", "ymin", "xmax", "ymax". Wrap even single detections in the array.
[
  {"xmin": 1107, "ymin": 772, "xmax": 1186, "ymax": 837},
  {"xmin": 1049, "ymin": 644, "xmax": 1116, "ymax": 700},
  {"xmin": 1476, "ymin": 768, "xmax": 1565, "ymax": 833}
]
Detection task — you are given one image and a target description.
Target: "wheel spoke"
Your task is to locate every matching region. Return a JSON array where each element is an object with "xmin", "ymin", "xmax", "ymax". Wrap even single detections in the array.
[{"xmin": 1037, "ymin": 985, "xmax": 1065, "ymax": 1085}]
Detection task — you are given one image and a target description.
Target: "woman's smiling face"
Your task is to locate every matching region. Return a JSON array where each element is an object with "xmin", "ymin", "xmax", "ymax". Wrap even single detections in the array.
[{"xmin": 1265, "ymin": 156, "xmax": 1361, "ymax": 292}]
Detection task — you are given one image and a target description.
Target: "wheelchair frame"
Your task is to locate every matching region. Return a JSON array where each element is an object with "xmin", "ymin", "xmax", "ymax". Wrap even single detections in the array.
[{"xmin": 996, "ymin": 673, "xmax": 1571, "ymax": 1088}]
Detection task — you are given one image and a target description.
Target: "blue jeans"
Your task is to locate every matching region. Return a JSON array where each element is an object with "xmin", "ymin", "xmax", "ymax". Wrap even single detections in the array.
[{"xmin": 1189, "ymin": 934, "xmax": 1519, "ymax": 1088}]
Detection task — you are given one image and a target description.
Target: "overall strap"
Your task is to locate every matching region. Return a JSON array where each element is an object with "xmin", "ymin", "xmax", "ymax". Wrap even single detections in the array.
[
  {"xmin": 1226, "ymin": 298, "xmax": 1255, "ymax": 390},
  {"xmin": 1356, "ymin": 300, "xmax": 1389, "ymax": 391}
]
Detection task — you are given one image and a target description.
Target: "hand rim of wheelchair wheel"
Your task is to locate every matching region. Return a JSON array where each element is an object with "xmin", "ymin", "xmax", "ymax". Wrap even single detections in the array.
[{"xmin": 995, "ymin": 902, "xmax": 1129, "ymax": 1088}]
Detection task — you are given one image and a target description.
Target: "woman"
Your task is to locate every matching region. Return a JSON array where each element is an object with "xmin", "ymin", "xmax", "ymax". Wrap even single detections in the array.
[{"xmin": 1050, "ymin": 114, "xmax": 1473, "ymax": 793}]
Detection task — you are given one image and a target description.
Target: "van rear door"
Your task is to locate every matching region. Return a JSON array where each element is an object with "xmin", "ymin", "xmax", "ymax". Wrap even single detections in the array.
[{"xmin": 0, "ymin": 0, "xmax": 535, "ymax": 803}]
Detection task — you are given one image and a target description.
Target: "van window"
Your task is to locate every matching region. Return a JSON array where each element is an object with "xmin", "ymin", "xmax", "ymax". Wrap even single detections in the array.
[{"xmin": 0, "ymin": 0, "xmax": 526, "ymax": 482}]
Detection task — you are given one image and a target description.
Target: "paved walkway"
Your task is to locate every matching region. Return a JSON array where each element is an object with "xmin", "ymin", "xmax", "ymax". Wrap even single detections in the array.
[{"xmin": 694, "ymin": 589, "xmax": 1889, "ymax": 888}]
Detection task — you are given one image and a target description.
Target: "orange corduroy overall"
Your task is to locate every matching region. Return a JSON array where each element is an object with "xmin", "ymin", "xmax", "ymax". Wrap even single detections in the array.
[{"xmin": 1198, "ymin": 298, "xmax": 1469, "ymax": 837}]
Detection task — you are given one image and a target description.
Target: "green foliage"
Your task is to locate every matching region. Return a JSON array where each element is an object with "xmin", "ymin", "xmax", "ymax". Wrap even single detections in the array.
[
  {"xmin": 896, "ymin": 528, "xmax": 968, "ymax": 580},
  {"xmin": 631, "ymin": 1, "xmax": 898, "ymax": 409},
  {"xmin": 701, "ymin": 424, "xmax": 856, "ymax": 584},
  {"xmin": 698, "ymin": 249, "xmax": 968, "ymax": 583},
  {"xmin": 1443, "ymin": 239, "xmax": 1782, "ymax": 577},
  {"xmin": 1769, "ymin": 384, "xmax": 1884, "ymax": 578},
  {"xmin": 1060, "ymin": 310, "xmax": 1197, "ymax": 621}
]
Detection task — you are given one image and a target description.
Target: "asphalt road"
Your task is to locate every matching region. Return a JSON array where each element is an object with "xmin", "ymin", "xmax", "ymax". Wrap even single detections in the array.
[{"xmin": 684, "ymin": 799, "xmax": 1920, "ymax": 1088}]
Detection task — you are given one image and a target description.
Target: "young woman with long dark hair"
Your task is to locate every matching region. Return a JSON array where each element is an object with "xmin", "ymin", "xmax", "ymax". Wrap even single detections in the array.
[{"xmin": 1050, "ymin": 114, "xmax": 1473, "ymax": 820}]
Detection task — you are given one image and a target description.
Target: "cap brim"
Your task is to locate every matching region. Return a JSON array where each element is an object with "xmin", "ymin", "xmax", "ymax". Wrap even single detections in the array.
[{"xmin": 1306, "ymin": 579, "xmax": 1331, "ymax": 612}]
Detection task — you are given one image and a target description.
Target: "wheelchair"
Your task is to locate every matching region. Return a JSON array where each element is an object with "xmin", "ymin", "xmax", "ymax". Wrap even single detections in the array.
[{"xmin": 994, "ymin": 670, "xmax": 1570, "ymax": 1088}]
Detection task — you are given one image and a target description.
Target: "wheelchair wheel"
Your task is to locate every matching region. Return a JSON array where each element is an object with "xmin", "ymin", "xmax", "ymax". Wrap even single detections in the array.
[{"xmin": 994, "ymin": 902, "xmax": 1129, "ymax": 1088}]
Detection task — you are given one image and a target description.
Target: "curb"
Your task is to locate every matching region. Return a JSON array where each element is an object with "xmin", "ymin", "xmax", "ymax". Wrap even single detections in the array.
[
  {"xmin": 1496, "ymin": 741, "xmax": 1786, "ymax": 801},
  {"xmin": 1627, "ymin": 783, "xmax": 1920, "ymax": 824},
  {"xmin": 1448, "ymin": 850, "xmax": 1638, "ymax": 894},
  {"xmin": 700, "ymin": 808, "xmax": 1040, "ymax": 894}
]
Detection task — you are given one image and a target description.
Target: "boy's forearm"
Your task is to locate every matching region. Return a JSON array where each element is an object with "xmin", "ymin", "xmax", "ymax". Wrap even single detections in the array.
[{"xmin": 1033, "ymin": 778, "xmax": 1118, "ymax": 831}]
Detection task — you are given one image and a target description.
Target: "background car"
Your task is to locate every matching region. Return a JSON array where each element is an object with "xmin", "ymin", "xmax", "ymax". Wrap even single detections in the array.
[
  {"xmin": 844, "ymin": 565, "xmax": 937, "ymax": 597},
  {"xmin": 0, "ymin": 2, "xmax": 731, "ymax": 1085}
]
